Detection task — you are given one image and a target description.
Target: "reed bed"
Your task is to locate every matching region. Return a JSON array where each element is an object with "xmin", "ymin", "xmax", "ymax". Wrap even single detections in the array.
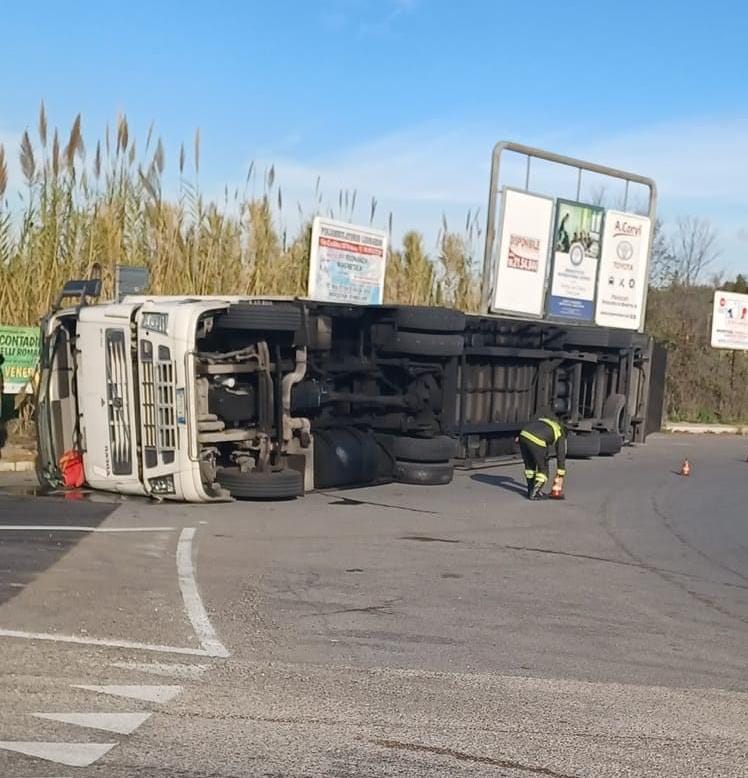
[{"xmin": 0, "ymin": 106, "xmax": 481, "ymax": 326}]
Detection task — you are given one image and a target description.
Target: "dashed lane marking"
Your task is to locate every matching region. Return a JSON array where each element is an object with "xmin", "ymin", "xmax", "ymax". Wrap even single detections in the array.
[
  {"xmin": 33, "ymin": 712, "xmax": 152, "ymax": 735},
  {"xmin": 0, "ymin": 741, "xmax": 116, "ymax": 767},
  {"xmin": 73, "ymin": 684, "xmax": 183, "ymax": 704}
]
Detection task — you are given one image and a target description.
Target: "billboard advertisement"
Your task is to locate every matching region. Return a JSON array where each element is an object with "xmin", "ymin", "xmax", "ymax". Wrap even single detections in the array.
[
  {"xmin": 490, "ymin": 189, "xmax": 554, "ymax": 318},
  {"xmin": 711, "ymin": 290, "xmax": 748, "ymax": 350},
  {"xmin": 548, "ymin": 200, "xmax": 604, "ymax": 322},
  {"xmin": 308, "ymin": 217, "xmax": 388, "ymax": 305},
  {"xmin": 0, "ymin": 325, "xmax": 39, "ymax": 394},
  {"xmin": 595, "ymin": 211, "xmax": 651, "ymax": 330}
]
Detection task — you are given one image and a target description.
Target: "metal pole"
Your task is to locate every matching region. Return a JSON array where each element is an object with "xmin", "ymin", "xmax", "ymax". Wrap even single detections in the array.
[
  {"xmin": 481, "ymin": 147, "xmax": 503, "ymax": 313},
  {"xmin": 525, "ymin": 155, "xmax": 531, "ymax": 191},
  {"xmin": 576, "ymin": 167, "xmax": 582, "ymax": 201}
]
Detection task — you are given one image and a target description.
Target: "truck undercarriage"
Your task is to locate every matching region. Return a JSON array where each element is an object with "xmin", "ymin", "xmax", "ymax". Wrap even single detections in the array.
[{"xmin": 36, "ymin": 290, "xmax": 665, "ymax": 502}]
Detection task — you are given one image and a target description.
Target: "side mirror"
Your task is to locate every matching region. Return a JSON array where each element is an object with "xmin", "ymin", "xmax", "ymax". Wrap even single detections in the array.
[
  {"xmin": 51, "ymin": 278, "xmax": 102, "ymax": 312},
  {"xmin": 60, "ymin": 279, "xmax": 102, "ymax": 299}
]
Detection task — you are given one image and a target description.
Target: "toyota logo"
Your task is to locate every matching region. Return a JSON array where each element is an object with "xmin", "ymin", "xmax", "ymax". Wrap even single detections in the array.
[
  {"xmin": 617, "ymin": 240, "xmax": 634, "ymax": 261},
  {"xmin": 569, "ymin": 243, "xmax": 585, "ymax": 266}
]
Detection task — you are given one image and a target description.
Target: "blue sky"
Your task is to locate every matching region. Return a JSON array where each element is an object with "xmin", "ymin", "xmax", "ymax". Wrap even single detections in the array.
[{"xmin": 1, "ymin": 0, "xmax": 746, "ymax": 274}]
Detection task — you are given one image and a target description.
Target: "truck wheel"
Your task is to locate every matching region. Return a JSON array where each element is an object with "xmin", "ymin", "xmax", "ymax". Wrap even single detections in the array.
[
  {"xmin": 598, "ymin": 431, "xmax": 622, "ymax": 456},
  {"xmin": 394, "ymin": 460, "xmax": 454, "ymax": 485},
  {"xmin": 392, "ymin": 435, "xmax": 458, "ymax": 463},
  {"xmin": 393, "ymin": 306, "xmax": 466, "ymax": 332},
  {"xmin": 566, "ymin": 432, "xmax": 601, "ymax": 459},
  {"xmin": 378, "ymin": 331, "xmax": 463, "ymax": 357},
  {"xmin": 216, "ymin": 467, "xmax": 303, "ymax": 499},
  {"xmin": 213, "ymin": 302, "xmax": 302, "ymax": 332}
]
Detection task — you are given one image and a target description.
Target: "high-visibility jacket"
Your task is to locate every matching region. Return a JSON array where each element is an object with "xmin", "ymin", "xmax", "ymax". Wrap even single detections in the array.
[{"xmin": 519, "ymin": 417, "xmax": 567, "ymax": 475}]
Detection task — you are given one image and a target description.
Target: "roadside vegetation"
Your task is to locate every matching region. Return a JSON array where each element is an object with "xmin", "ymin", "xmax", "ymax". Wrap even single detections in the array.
[{"xmin": 0, "ymin": 107, "xmax": 745, "ymax": 422}]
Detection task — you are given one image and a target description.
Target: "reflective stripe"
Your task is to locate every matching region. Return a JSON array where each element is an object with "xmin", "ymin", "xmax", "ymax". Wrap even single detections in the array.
[
  {"xmin": 557, "ymin": 468, "xmax": 566, "ymax": 476},
  {"xmin": 539, "ymin": 417, "xmax": 562, "ymax": 443},
  {"xmin": 534, "ymin": 473, "xmax": 548, "ymax": 484},
  {"xmin": 520, "ymin": 430, "xmax": 547, "ymax": 447},
  {"xmin": 524, "ymin": 469, "xmax": 536, "ymax": 478}
]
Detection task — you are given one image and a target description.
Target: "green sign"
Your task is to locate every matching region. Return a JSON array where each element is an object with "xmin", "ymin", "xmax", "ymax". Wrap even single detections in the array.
[{"xmin": 0, "ymin": 325, "xmax": 40, "ymax": 394}]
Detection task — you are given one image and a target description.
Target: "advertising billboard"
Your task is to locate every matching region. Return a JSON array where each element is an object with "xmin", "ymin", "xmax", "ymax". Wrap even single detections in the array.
[
  {"xmin": 595, "ymin": 211, "xmax": 651, "ymax": 330},
  {"xmin": 308, "ymin": 217, "xmax": 388, "ymax": 305},
  {"xmin": 711, "ymin": 290, "xmax": 748, "ymax": 350},
  {"xmin": 490, "ymin": 189, "xmax": 554, "ymax": 318},
  {"xmin": 548, "ymin": 200, "xmax": 604, "ymax": 322},
  {"xmin": 0, "ymin": 325, "xmax": 39, "ymax": 394}
]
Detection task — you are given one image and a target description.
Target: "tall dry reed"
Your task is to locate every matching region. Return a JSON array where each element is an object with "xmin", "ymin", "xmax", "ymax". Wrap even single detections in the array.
[{"xmin": 0, "ymin": 105, "xmax": 481, "ymax": 326}]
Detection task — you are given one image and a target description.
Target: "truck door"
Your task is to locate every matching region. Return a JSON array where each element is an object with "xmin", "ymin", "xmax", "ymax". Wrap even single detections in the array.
[{"xmin": 75, "ymin": 307, "xmax": 144, "ymax": 495}]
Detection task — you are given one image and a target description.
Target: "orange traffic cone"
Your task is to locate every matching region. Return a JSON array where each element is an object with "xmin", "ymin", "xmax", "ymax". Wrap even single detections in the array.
[
  {"xmin": 549, "ymin": 475, "xmax": 565, "ymax": 500},
  {"xmin": 679, "ymin": 459, "xmax": 691, "ymax": 476}
]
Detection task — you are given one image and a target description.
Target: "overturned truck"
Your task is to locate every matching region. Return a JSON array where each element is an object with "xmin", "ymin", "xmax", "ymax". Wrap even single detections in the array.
[{"xmin": 35, "ymin": 281, "xmax": 665, "ymax": 501}]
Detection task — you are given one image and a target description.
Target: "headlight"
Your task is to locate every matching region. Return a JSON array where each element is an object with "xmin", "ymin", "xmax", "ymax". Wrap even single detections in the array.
[
  {"xmin": 148, "ymin": 475, "xmax": 175, "ymax": 495},
  {"xmin": 141, "ymin": 312, "xmax": 169, "ymax": 334}
]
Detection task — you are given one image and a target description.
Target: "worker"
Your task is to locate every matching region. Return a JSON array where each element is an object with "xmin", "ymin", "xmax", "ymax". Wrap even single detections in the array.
[{"xmin": 519, "ymin": 405, "xmax": 567, "ymax": 500}]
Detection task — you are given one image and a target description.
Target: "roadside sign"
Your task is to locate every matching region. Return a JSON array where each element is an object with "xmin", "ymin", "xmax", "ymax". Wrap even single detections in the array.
[
  {"xmin": 711, "ymin": 290, "xmax": 748, "ymax": 350},
  {"xmin": 308, "ymin": 217, "xmax": 388, "ymax": 305},
  {"xmin": 595, "ymin": 211, "xmax": 651, "ymax": 330},
  {"xmin": 0, "ymin": 325, "xmax": 40, "ymax": 393},
  {"xmin": 490, "ymin": 189, "xmax": 553, "ymax": 318},
  {"xmin": 547, "ymin": 200, "xmax": 604, "ymax": 322}
]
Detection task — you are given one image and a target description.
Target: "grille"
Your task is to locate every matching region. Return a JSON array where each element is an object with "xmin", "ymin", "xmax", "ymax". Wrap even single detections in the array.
[
  {"xmin": 105, "ymin": 329, "xmax": 132, "ymax": 475},
  {"xmin": 157, "ymin": 361, "xmax": 177, "ymax": 451},
  {"xmin": 140, "ymin": 340, "xmax": 176, "ymax": 467}
]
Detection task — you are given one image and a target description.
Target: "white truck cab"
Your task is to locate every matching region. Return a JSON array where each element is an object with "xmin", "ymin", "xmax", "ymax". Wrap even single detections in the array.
[{"xmin": 36, "ymin": 281, "xmax": 311, "ymax": 501}]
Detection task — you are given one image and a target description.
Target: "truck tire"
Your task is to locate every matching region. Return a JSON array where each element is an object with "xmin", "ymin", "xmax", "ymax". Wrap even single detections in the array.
[
  {"xmin": 598, "ymin": 431, "xmax": 623, "ymax": 456},
  {"xmin": 392, "ymin": 435, "xmax": 459, "ymax": 463},
  {"xmin": 216, "ymin": 467, "xmax": 303, "ymax": 499},
  {"xmin": 313, "ymin": 427, "xmax": 385, "ymax": 489},
  {"xmin": 394, "ymin": 460, "xmax": 454, "ymax": 485},
  {"xmin": 393, "ymin": 306, "xmax": 466, "ymax": 333},
  {"xmin": 213, "ymin": 302, "xmax": 302, "ymax": 332},
  {"xmin": 566, "ymin": 431, "xmax": 601, "ymax": 459},
  {"xmin": 378, "ymin": 331, "xmax": 463, "ymax": 357}
]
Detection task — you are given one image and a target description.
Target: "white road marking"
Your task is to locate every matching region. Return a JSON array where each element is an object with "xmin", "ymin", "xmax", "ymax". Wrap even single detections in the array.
[
  {"xmin": 74, "ymin": 684, "xmax": 183, "ymax": 704},
  {"xmin": 111, "ymin": 661, "xmax": 209, "ymax": 680},
  {"xmin": 33, "ymin": 712, "xmax": 152, "ymax": 735},
  {"xmin": 0, "ymin": 628, "xmax": 212, "ymax": 656},
  {"xmin": 0, "ymin": 526, "xmax": 175, "ymax": 533},
  {"xmin": 0, "ymin": 741, "xmax": 116, "ymax": 767},
  {"xmin": 177, "ymin": 527, "xmax": 230, "ymax": 658},
  {"xmin": 0, "ymin": 526, "xmax": 229, "ymax": 658}
]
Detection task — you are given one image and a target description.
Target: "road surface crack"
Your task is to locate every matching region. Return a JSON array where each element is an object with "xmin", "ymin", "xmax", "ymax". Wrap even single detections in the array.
[{"xmin": 370, "ymin": 738, "xmax": 579, "ymax": 777}]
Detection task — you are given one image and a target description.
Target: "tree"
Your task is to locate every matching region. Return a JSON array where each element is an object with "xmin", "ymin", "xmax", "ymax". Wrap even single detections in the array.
[
  {"xmin": 671, "ymin": 216, "xmax": 720, "ymax": 287},
  {"xmin": 649, "ymin": 216, "xmax": 720, "ymax": 288},
  {"xmin": 648, "ymin": 218, "xmax": 675, "ymax": 288}
]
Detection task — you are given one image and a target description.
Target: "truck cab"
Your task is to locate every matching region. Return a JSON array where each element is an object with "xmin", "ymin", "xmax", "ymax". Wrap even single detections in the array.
[{"xmin": 36, "ymin": 283, "xmax": 312, "ymax": 501}]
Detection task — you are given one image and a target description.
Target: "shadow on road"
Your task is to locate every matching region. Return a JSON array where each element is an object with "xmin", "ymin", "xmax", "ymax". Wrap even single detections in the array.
[
  {"xmin": 470, "ymin": 472, "xmax": 526, "ymax": 497},
  {"xmin": 0, "ymin": 494, "xmax": 118, "ymax": 607}
]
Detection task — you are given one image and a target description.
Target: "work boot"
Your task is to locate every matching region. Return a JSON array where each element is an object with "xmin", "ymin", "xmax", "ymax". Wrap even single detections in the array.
[
  {"xmin": 526, "ymin": 478, "xmax": 534, "ymax": 499},
  {"xmin": 529, "ymin": 481, "xmax": 546, "ymax": 500}
]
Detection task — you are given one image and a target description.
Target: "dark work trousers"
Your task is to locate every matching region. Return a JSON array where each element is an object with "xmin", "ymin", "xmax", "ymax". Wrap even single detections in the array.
[{"xmin": 519, "ymin": 438, "xmax": 549, "ymax": 487}]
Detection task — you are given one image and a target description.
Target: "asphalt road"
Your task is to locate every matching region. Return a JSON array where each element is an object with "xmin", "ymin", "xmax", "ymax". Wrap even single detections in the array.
[{"xmin": 0, "ymin": 434, "xmax": 746, "ymax": 777}]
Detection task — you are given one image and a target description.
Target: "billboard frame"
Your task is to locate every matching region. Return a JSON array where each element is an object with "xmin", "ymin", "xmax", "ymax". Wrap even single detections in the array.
[{"xmin": 481, "ymin": 141, "xmax": 657, "ymax": 332}]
